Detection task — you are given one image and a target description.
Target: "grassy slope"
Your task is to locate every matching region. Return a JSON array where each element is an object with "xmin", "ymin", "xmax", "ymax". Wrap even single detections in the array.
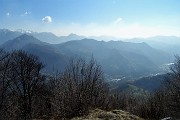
[{"xmin": 72, "ymin": 109, "xmax": 144, "ymax": 120}]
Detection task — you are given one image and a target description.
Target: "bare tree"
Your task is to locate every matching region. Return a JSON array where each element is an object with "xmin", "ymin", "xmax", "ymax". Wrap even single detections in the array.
[
  {"xmin": 51, "ymin": 57, "xmax": 109, "ymax": 118},
  {"xmin": 165, "ymin": 55, "xmax": 180, "ymax": 117},
  {"xmin": 7, "ymin": 50, "xmax": 45, "ymax": 120},
  {"xmin": 0, "ymin": 49, "xmax": 10, "ymax": 111},
  {"xmin": 135, "ymin": 56, "xmax": 180, "ymax": 119}
]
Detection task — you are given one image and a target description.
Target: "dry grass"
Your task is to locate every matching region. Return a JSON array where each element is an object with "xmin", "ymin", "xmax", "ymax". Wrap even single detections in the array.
[
  {"xmin": 72, "ymin": 109, "xmax": 144, "ymax": 120},
  {"xmin": 33, "ymin": 109, "xmax": 144, "ymax": 120}
]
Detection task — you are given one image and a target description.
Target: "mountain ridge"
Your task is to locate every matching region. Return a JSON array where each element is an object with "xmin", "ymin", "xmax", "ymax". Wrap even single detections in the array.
[{"xmin": 0, "ymin": 29, "xmax": 178, "ymax": 78}]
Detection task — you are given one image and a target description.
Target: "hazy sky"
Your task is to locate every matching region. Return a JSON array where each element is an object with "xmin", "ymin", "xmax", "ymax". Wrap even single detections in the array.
[{"xmin": 0, "ymin": 0, "xmax": 180, "ymax": 38}]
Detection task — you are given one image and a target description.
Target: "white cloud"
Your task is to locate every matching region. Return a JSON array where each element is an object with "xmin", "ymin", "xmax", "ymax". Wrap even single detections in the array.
[
  {"xmin": 21, "ymin": 11, "xmax": 31, "ymax": 16},
  {"xmin": 24, "ymin": 11, "xmax": 31, "ymax": 15},
  {"xmin": 114, "ymin": 17, "xmax": 123, "ymax": 24},
  {"xmin": 24, "ymin": 12, "xmax": 28, "ymax": 15},
  {"xmin": 6, "ymin": 12, "xmax": 10, "ymax": 16},
  {"xmin": 42, "ymin": 16, "xmax": 52, "ymax": 23}
]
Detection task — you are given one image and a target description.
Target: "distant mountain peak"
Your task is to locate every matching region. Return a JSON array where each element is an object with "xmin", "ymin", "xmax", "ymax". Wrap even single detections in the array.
[
  {"xmin": 68, "ymin": 33, "xmax": 77, "ymax": 36},
  {"xmin": 67, "ymin": 33, "xmax": 85, "ymax": 38},
  {"xmin": 12, "ymin": 34, "xmax": 43, "ymax": 44},
  {"xmin": 0, "ymin": 28, "xmax": 14, "ymax": 33},
  {"xmin": 0, "ymin": 33, "xmax": 47, "ymax": 52},
  {"xmin": 16, "ymin": 29, "xmax": 33, "ymax": 34}
]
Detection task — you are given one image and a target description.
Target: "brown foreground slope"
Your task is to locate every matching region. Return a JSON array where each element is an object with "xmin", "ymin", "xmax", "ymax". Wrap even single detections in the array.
[
  {"xmin": 72, "ymin": 109, "xmax": 144, "ymax": 120},
  {"xmin": 33, "ymin": 109, "xmax": 144, "ymax": 120}
]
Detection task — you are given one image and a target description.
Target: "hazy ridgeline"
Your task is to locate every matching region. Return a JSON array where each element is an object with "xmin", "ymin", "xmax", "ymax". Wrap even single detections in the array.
[
  {"xmin": 1, "ymin": 30, "xmax": 180, "ymax": 79},
  {"xmin": 0, "ymin": 49, "xmax": 180, "ymax": 120}
]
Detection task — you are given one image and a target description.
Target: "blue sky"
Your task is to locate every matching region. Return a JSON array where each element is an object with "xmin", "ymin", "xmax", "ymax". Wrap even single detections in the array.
[{"xmin": 0, "ymin": 0, "xmax": 180, "ymax": 38}]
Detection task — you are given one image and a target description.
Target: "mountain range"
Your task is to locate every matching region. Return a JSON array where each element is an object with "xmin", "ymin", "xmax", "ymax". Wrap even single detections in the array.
[
  {"xmin": 0, "ymin": 29, "xmax": 85, "ymax": 44},
  {"xmin": 0, "ymin": 29, "xmax": 179, "ymax": 79},
  {"xmin": 127, "ymin": 36, "xmax": 180, "ymax": 55}
]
